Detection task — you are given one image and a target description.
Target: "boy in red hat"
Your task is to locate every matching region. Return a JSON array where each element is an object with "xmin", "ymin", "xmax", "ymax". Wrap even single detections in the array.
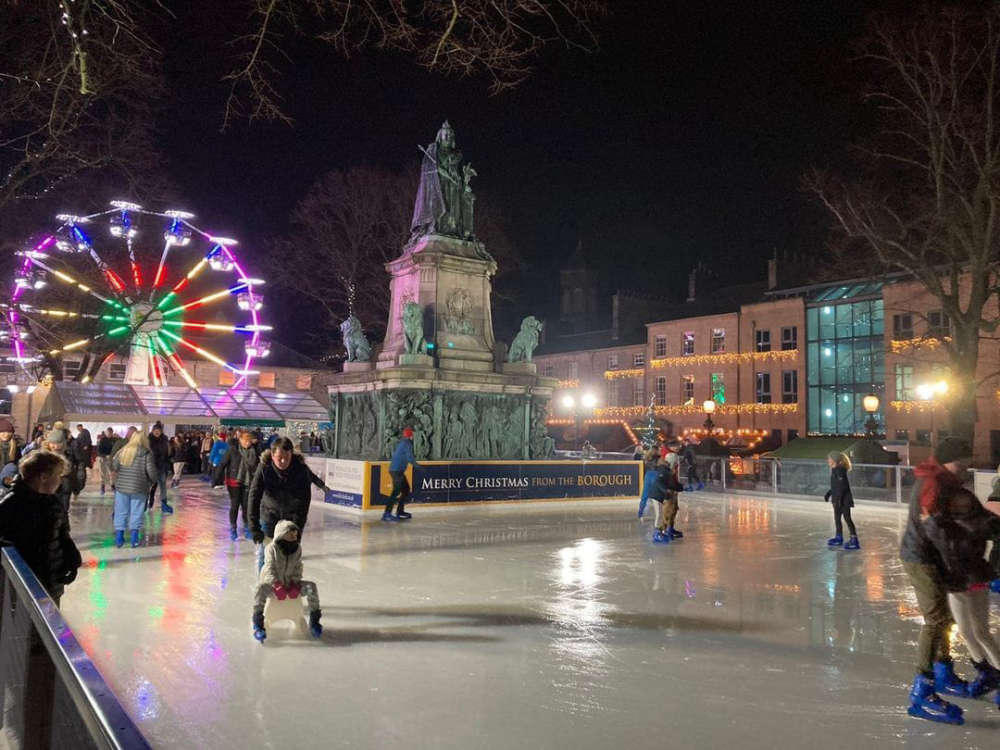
[{"xmin": 384, "ymin": 427, "xmax": 421, "ymax": 522}]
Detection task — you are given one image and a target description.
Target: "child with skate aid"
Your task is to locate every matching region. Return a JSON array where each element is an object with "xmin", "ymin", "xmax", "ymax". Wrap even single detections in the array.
[{"xmin": 252, "ymin": 520, "xmax": 322, "ymax": 642}]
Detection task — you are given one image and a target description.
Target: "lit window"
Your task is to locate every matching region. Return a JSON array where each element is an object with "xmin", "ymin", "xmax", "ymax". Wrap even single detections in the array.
[
  {"xmin": 781, "ymin": 326, "xmax": 797, "ymax": 350},
  {"xmin": 756, "ymin": 372, "xmax": 772, "ymax": 404},
  {"xmin": 895, "ymin": 364, "xmax": 914, "ymax": 401},
  {"xmin": 633, "ymin": 351, "xmax": 645, "ymax": 367},
  {"xmin": 219, "ymin": 369, "xmax": 235, "ymax": 386},
  {"xmin": 755, "ymin": 329, "xmax": 771, "ymax": 353},
  {"xmin": 711, "ymin": 372, "xmax": 725, "ymax": 403},
  {"xmin": 711, "ymin": 328, "xmax": 726, "ymax": 354},
  {"xmin": 258, "ymin": 372, "xmax": 276, "ymax": 389},
  {"xmin": 608, "ymin": 353, "xmax": 618, "ymax": 370},
  {"xmin": 683, "ymin": 332, "xmax": 695, "ymax": 356},
  {"xmin": 681, "ymin": 375, "xmax": 694, "ymax": 405}
]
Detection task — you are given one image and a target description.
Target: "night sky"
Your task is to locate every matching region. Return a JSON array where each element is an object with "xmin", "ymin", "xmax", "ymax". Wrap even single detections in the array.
[{"xmin": 156, "ymin": 1, "xmax": 887, "ymax": 345}]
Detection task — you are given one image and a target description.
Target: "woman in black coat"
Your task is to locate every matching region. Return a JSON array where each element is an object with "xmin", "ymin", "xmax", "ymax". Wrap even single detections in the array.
[{"xmin": 825, "ymin": 451, "xmax": 859, "ymax": 550}]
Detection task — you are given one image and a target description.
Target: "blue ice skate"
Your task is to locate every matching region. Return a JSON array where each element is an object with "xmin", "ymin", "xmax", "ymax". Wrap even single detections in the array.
[
  {"xmin": 652, "ymin": 530, "xmax": 671, "ymax": 544},
  {"xmin": 967, "ymin": 660, "xmax": 1000, "ymax": 698},
  {"xmin": 244, "ymin": 527, "xmax": 252, "ymax": 540},
  {"xmin": 381, "ymin": 512, "xmax": 399, "ymax": 522},
  {"xmin": 933, "ymin": 660, "xmax": 970, "ymax": 698},
  {"xmin": 253, "ymin": 613, "xmax": 266, "ymax": 643},
  {"xmin": 907, "ymin": 674, "xmax": 963, "ymax": 724},
  {"xmin": 230, "ymin": 527, "xmax": 238, "ymax": 541},
  {"xmin": 114, "ymin": 530, "xmax": 124, "ymax": 548},
  {"xmin": 130, "ymin": 529, "xmax": 140, "ymax": 548},
  {"xmin": 826, "ymin": 535, "xmax": 843, "ymax": 547},
  {"xmin": 668, "ymin": 526, "xmax": 683, "ymax": 539},
  {"xmin": 309, "ymin": 610, "xmax": 323, "ymax": 639},
  {"xmin": 990, "ymin": 579, "xmax": 1000, "ymax": 594},
  {"xmin": 843, "ymin": 536, "xmax": 860, "ymax": 550}
]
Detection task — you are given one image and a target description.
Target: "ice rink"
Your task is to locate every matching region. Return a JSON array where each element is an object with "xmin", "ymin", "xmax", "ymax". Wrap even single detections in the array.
[{"xmin": 58, "ymin": 477, "xmax": 1000, "ymax": 749}]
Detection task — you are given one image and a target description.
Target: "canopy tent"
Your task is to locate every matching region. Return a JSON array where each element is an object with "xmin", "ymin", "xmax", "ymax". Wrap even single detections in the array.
[{"xmin": 36, "ymin": 382, "xmax": 329, "ymax": 430}]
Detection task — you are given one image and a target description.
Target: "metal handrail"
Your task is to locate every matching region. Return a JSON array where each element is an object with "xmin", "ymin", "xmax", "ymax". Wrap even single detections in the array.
[{"xmin": 1, "ymin": 547, "xmax": 151, "ymax": 750}]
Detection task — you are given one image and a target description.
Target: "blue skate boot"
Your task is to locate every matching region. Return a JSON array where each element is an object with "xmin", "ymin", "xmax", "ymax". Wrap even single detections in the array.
[
  {"xmin": 933, "ymin": 660, "xmax": 970, "ymax": 698},
  {"xmin": 130, "ymin": 529, "xmax": 140, "ymax": 548},
  {"xmin": 652, "ymin": 529, "xmax": 671, "ymax": 544},
  {"xmin": 309, "ymin": 610, "xmax": 323, "ymax": 638},
  {"xmin": 252, "ymin": 612, "xmax": 266, "ymax": 643},
  {"xmin": 827, "ymin": 535, "xmax": 843, "ymax": 547},
  {"xmin": 244, "ymin": 527, "xmax": 252, "ymax": 540},
  {"xmin": 907, "ymin": 673, "xmax": 963, "ymax": 724},
  {"xmin": 668, "ymin": 526, "xmax": 683, "ymax": 539},
  {"xmin": 114, "ymin": 530, "xmax": 124, "ymax": 548},
  {"xmin": 381, "ymin": 511, "xmax": 399, "ymax": 522},
  {"xmin": 843, "ymin": 536, "xmax": 860, "ymax": 550},
  {"xmin": 966, "ymin": 660, "xmax": 1000, "ymax": 698},
  {"xmin": 990, "ymin": 579, "xmax": 1000, "ymax": 594}
]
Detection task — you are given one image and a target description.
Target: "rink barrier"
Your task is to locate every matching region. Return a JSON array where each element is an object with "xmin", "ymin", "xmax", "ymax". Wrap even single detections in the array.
[
  {"xmin": 0, "ymin": 548, "xmax": 151, "ymax": 750},
  {"xmin": 308, "ymin": 458, "xmax": 644, "ymax": 509}
]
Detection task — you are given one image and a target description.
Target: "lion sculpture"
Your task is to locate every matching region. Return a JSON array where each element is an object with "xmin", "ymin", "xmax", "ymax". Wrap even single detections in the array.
[
  {"xmin": 402, "ymin": 301, "xmax": 426, "ymax": 355},
  {"xmin": 507, "ymin": 316, "xmax": 543, "ymax": 363},
  {"xmin": 340, "ymin": 315, "xmax": 372, "ymax": 362}
]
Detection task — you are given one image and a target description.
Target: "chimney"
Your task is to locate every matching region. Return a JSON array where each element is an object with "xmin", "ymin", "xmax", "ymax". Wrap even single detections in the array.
[
  {"xmin": 687, "ymin": 268, "xmax": 697, "ymax": 302},
  {"xmin": 767, "ymin": 256, "xmax": 778, "ymax": 290}
]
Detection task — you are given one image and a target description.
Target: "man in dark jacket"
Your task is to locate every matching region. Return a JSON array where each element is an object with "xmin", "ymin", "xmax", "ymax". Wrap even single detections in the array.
[
  {"xmin": 682, "ymin": 439, "xmax": 703, "ymax": 491},
  {"xmin": 96, "ymin": 427, "xmax": 115, "ymax": 494},
  {"xmin": 0, "ymin": 451, "xmax": 81, "ymax": 605},
  {"xmin": 249, "ymin": 437, "xmax": 328, "ymax": 570},
  {"xmin": 900, "ymin": 436, "xmax": 973, "ymax": 725},
  {"xmin": 146, "ymin": 422, "xmax": 173, "ymax": 514},
  {"xmin": 214, "ymin": 429, "xmax": 260, "ymax": 540},
  {"xmin": 384, "ymin": 427, "xmax": 420, "ymax": 522}
]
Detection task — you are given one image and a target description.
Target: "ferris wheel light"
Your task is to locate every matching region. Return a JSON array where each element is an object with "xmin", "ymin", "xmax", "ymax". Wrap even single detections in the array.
[
  {"xmin": 237, "ymin": 292, "xmax": 263, "ymax": 311},
  {"xmin": 208, "ymin": 236, "xmax": 238, "ymax": 246},
  {"xmin": 109, "ymin": 210, "xmax": 138, "ymax": 239},
  {"xmin": 164, "ymin": 209, "xmax": 195, "ymax": 219},
  {"xmin": 109, "ymin": 200, "xmax": 143, "ymax": 211},
  {"xmin": 163, "ymin": 217, "xmax": 192, "ymax": 246},
  {"xmin": 54, "ymin": 240, "xmax": 73, "ymax": 252},
  {"xmin": 245, "ymin": 339, "xmax": 271, "ymax": 358},
  {"xmin": 55, "ymin": 214, "xmax": 89, "ymax": 224}
]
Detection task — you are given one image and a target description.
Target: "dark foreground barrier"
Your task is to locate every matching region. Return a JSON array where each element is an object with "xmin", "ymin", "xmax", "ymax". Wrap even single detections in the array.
[{"xmin": 0, "ymin": 548, "xmax": 150, "ymax": 750}]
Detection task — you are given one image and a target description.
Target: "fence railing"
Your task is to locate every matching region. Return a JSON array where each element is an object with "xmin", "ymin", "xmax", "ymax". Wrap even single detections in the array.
[
  {"xmin": 0, "ymin": 547, "xmax": 150, "ymax": 750},
  {"xmin": 683, "ymin": 457, "xmax": 917, "ymax": 504}
]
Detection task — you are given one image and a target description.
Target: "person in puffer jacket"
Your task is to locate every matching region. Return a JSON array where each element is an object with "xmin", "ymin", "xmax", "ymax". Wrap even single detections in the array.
[
  {"xmin": 251, "ymin": 519, "xmax": 321, "ymax": 642},
  {"xmin": 110, "ymin": 431, "xmax": 158, "ymax": 548}
]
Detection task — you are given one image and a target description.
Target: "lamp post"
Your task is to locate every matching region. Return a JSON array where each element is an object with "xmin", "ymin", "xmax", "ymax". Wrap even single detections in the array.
[
  {"xmin": 562, "ymin": 391, "xmax": 598, "ymax": 449},
  {"xmin": 702, "ymin": 399, "xmax": 716, "ymax": 432},
  {"xmin": 862, "ymin": 393, "xmax": 880, "ymax": 438},
  {"xmin": 915, "ymin": 380, "xmax": 948, "ymax": 450}
]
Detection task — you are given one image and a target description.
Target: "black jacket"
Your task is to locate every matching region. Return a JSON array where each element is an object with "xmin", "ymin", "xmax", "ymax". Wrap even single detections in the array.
[
  {"xmin": 148, "ymin": 432, "xmax": 170, "ymax": 473},
  {"xmin": 96, "ymin": 435, "xmax": 115, "ymax": 457},
  {"xmin": 824, "ymin": 466, "xmax": 853, "ymax": 508},
  {"xmin": 213, "ymin": 442, "xmax": 261, "ymax": 487},
  {"xmin": 0, "ymin": 479, "xmax": 81, "ymax": 600},
  {"xmin": 649, "ymin": 464, "xmax": 684, "ymax": 501},
  {"xmin": 924, "ymin": 491, "xmax": 1000, "ymax": 591},
  {"xmin": 249, "ymin": 454, "xmax": 325, "ymax": 534}
]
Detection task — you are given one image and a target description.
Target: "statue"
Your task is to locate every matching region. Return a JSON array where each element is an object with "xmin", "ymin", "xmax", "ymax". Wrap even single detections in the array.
[
  {"xmin": 402, "ymin": 301, "xmax": 426, "ymax": 355},
  {"xmin": 507, "ymin": 316, "xmax": 543, "ymax": 363},
  {"xmin": 340, "ymin": 315, "xmax": 371, "ymax": 362},
  {"xmin": 411, "ymin": 121, "xmax": 475, "ymax": 241}
]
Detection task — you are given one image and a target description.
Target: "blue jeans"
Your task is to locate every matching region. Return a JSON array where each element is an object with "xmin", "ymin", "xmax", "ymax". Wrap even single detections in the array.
[
  {"xmin": 114, "ymin": 491, "xmax": 146, "ymax": 532},
  {"xmin": 147, "ymin": 470, "xmax": 169, "ymax": 507},
  {"xmin": 255, "ymin": 521, "xmax": 273, "ymax": 572}
]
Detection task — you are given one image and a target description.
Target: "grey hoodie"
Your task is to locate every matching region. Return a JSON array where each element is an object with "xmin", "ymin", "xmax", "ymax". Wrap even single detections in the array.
[{"xmin": 258, "ymin": 519, "xmax": 303, "ymax": 587}]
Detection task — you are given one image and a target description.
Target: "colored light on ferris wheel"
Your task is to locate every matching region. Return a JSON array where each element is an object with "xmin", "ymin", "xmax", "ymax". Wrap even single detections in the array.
[
  {"xmin": 109, "ymin": 211, "xmax": 137, "ymax": 239},
  {"xmin": 163, "ymin": 217, "xmax": 192, "ymax": 246},
  {"xmin": 237, "ymin": 292, "xmax": 263, "ymax": 311},
  {"xmin": 244, "ymin": 339, "xmax": 271, "ymax": 358},
  {"xmin": 207, "ymin": 249, "xmax": 235, "ymax": 271}
]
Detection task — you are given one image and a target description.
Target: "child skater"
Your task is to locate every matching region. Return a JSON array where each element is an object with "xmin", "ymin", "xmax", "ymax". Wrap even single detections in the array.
[
  {"xmin": 825, "ymin": 451, "xmax": 859, "ymax": 550},
  {"xmin": 925, "ymin": 486, "xmax": 1000, "ymax": 704},
  {"xmin": 650, "ymin": 454, "xmax": 685, "ymax": 543},
  {"xmin": 252, "ymin": 520, "xmax": 322, "ymax": 642},
  {"xmin": 638, "ymin": 447, "xmax": 659, "ymax": 519}
]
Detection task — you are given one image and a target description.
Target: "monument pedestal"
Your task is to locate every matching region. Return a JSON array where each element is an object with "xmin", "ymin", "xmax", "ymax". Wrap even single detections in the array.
[
  {"xmin": 501, "ymin": 361, "xmax": 537, "ymax": 376},
  {"xmin": 399, "ymin": 353, "xmax": 434, "ymax": 367},
  {"xmin": 342, "ymin": 361, "xmax": 374, "ymax": 373}
]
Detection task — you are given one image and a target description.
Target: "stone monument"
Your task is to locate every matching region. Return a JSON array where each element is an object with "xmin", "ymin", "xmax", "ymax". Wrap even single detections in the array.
[{"xmin": 326, "ymin": 122, "xmax": 557, "ymax": 461}]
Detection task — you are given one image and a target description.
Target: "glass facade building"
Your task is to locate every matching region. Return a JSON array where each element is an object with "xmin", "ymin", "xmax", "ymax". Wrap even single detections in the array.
[{"xmin": 806, "ymin": 283, "xmax": 885, "ymax": 434}]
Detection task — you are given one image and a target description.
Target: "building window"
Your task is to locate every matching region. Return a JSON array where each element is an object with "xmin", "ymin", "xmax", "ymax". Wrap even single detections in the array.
[
  {"xmin": 0, "ymin": 361, "xmax": 14, "ymax": 374},
  {"xmin": 219, "ymin": 369, "xmax": 235, "ymax": 386},
  {"xmin": 755, "ymin": 329, "xmax": 771, "ymax": 352},
  {"xmin": 756, "ymin": 372, "xmax": 772, "ymax": 404},
  {"xmin": 655, "ymin": 376, "xmax": 666, "ymax": 405},
  {"xmin": 258, "ymin": 372, "xmax": 276, "ymax": 389},
  {"xmin": 781, "ymin": 326, "xmax": 797, "ymax": 350},
  {"xmin": 608, "ymin": 353, "xmax": 618, "ymax": 370},
  {"xmin": 711, "ymin": 328, "xmax": 726, "ymax": 354},
  {"xmin": 682, "ymin": 332, "xmax": 695, "ymax": 356},
  {"xmin": 63, "ymin": 360, "xmax": 81, "ymax": 378},
  {"xmin": 295, "ymin": 374, "xmax": 312, "ymax": 390},
  {"xmin": 568, "ymin": 361, "xmax": 578, "ymax": 380},
  {"xmin": 543, "ymin": 364, "xmax": 554, "ymax": 377},
  {"xmin": 681, "ymin": 375, "xmax": 694, "ymax": 405},
  {"xmin": 781, "ymin": 370, "xmax": 797, "ymax": 403},
  {"xmin": 606, "ymin": 379, "xmax": 619, "ymax": 407},
  {"xmin": 654, "ymin": 335, "xmax": 667, "ymax": 357},
  {"xmin": 928, "ymin": 310, "xmax": 950, "ymax": 339},
  {"xmin": 711, "ymin": 372, "xmax": 725, "ymax": 403},
  {"xmin": 633, "ymin": 351, "xmax": 645, "ymax": 367},
  {"xmin": 892, "ymin": 313, "xmax": 913, "ymax": 340},
  {"xmin": 632, "ymin": 379, "xmax": 644, "ymax": 406},
  {"xmin": 895, "ymin": 364, "xmax": 914, "ymax": 401},
  {"xmin": 108, "ymin": 362, "xmax": 127, "ymax": 381}
]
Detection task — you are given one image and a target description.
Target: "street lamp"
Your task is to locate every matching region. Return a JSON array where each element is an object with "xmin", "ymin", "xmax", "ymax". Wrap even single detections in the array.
[
  {"xmin": 862, "ymin": 392, "xmax": 880, "ymax": 438},
  {"xmin": 915, "ymin": 380, "xmax": 948, "ymax": 449},
  {"xmin": 702, "ymin": 399, "xmax": 716, "ymax": 431},
  {"xmin": 561, "ymin": 391, "xmax": 598, "ymax": 448}
]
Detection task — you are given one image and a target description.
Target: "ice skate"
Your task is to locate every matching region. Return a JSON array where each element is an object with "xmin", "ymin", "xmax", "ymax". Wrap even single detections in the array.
[
  {"xmin": 695, "ymin": 482, "xmax": 704, "ymax": 490},
  {"xmin": 395, "ymin": 511, "xmax": 412, "ymax": 520},
  {"xmin": 161, "ymin": 501, "xmax": 174, "ymax": 514},
  {"xmin": 843, "ymin": 536, "xmax": 860, "ymax": 550},
  {"xmin": 668, "ymin": 526, "xmax": 683, "ymax": 539},
  {"xmin": 244, "ymin": 527, "xmax": 252, "ymax": 540},
  {"xmin": 309, "ymin": 610, "xmax": 323, "ymax": 638},
  {"xmin": 230, "ymin": 526, "xmax": 238, "ymax": 541},
  {"xmin": 933, "ymin": 660, "xmax": 970, "ymax": 698},
  {"xmin": 381, "ymin": 512, "xmax": 399, "ymax": 522},
  {"xmin": 130, "ymin": 529, "xmax": 140, "ymax": 548},
  {"xmin": 907, "ymin": 674, "xmax": 964, "ymax": 724},
  {"xmin": 652, "ymin": 530, "xmax": 671, "ymax": 544},
  {"xmin": 114, "ymin": 530, "xmax": 124, "ymax": 548},
  {"xmin": 827, "ymin": 535, "xmax": 843, "ymax": 547},
  {"xmin": 967, "ymin": 660, "xmax": 1000, "ymax": 698},
  {"xmin": 253, "ymin": 613, "xmax": 266, "ymax": 643}
]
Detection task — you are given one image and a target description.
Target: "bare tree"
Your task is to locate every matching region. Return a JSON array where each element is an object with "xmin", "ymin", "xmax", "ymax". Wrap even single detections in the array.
[
  {"xmin": 808, "ymin": 6, "xmax": 1000, "ymax": 449},
  {"xmin": 223, "ymin": 0, "xmax": 606, "ymax": 126}
]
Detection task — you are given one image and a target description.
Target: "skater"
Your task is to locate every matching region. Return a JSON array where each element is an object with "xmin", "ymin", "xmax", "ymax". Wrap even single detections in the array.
[
  {"xmin": 170, "ymin": 435, "xmax": 187, "ymax": 488},
  {"xmin": 42, "ymin": 430, "xmax": 83, "ymax": 515},
  {"xmin": 200, "ymin": 432, "xmax": 213, "ymax": 477},
  {"xmin": 213, "ymin": 429, "xmax": 259, "ymax": 540},
  {"xmin": 924, "ymin": 482, "xmax": 1000, "ymax": 704},
  {"xmin": 96, "ymin": 427, "xmax": 115, "ymax": 494},
  {"xmin": 682, "ymin": 438, "xmax": 703, "ymax": 490},
  {"xmin": 0, "ymin": 450, "xmax": 81, "ymax": 605},
  {"xmin": 146, "ymin": 422, "xmax": 173, "ymax": 514},
  {"xmin": 0, "ymin": 418, "xmax": 23, "ymax": 466},
  {"xmin": 249, "ymin": 437, "xmax": 329, "ymax": 570},
  {"xmin": 110, "ymin": 431, "xmax": 157, "ymax": 548},
  {"xmin": 825, "ymin": 452, "xmax": 859, "ymax": 550},
  {"xmin": 383, "ymin": 427, "xmax": 421, "ymax": 522},
  {"xmin": 210, "ymin": 431, "xmax": 229, "ymax": 470},
  {"xmin": 650, "ymin": 453, "xmax": 685, "ymax": 543},
  {"xmin": 251, "ymin": 520, "xmax": 322, "ymax": 642},
  {"xmin": 638, "ymin": 447, "xmax": 659, "ymax": 518},
  {"xmin": 901, "ymin": 436, "xmax": 975, "ymax": 724}
]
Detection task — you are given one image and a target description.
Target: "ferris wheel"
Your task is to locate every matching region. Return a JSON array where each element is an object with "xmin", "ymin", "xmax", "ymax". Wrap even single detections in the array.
[{"xmin": 5, "ymin": 201, "xmax": 271, "ymax": 388}]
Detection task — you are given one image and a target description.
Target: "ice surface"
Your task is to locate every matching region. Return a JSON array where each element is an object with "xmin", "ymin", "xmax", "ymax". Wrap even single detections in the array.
[{"xmin": 58, "ymin": 479, "xmax": 1000, "ymax": 749}]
